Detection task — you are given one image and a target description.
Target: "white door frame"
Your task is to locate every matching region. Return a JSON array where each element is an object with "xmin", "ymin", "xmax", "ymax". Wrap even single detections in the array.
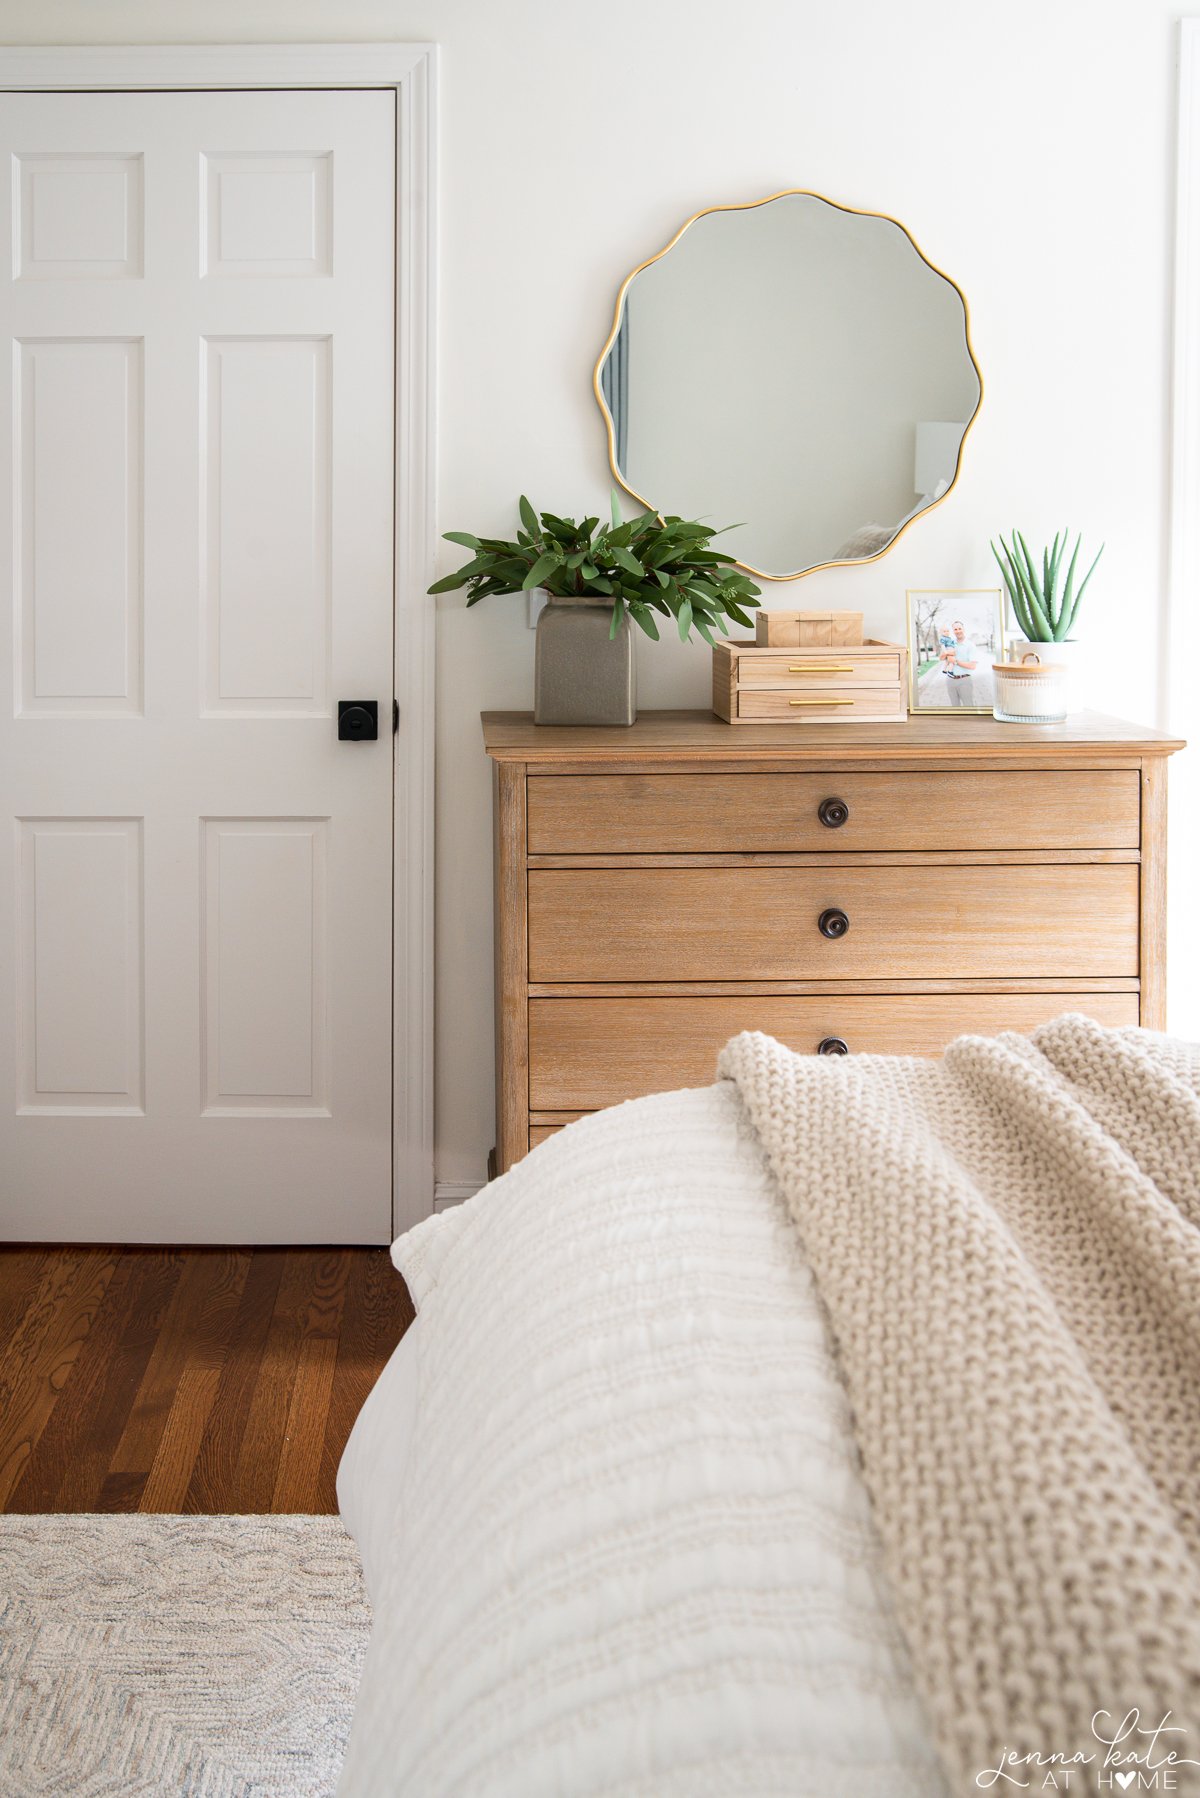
[
  {"xmin": 0, "ymin": 43, "xmax": 438, "ymax": 1235},
  {"xmin": 1169, "ymin": 22, "xmax": 1200, "ymax": 1038}
]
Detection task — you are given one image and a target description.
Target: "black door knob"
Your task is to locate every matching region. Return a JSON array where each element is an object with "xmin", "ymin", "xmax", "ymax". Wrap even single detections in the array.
[
  {"xmin": 338, "ymin": 700, "xmax": 379, "ymax": 741},
  {"xmin": 818, "ymin": 907, "xmax": 850, "ymax": 940},
  {"xmin": 817, "ymin": 1036, "xmax": 850, "ymax": 1056},
  {"xmin": 817, "ymin": 797, "xmax": 849, "ymax": 829}
]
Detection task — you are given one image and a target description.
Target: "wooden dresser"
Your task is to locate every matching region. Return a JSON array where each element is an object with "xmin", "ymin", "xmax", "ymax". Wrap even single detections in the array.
[{"xmin": 484, "ymin": 710, "xmax": 1183, "ymax": 1174}]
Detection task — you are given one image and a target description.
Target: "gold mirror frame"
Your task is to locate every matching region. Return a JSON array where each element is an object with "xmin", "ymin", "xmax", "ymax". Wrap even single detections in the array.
[{"xmin": 593, "ymin": 189, "xmax": 983, "ymax": 582}]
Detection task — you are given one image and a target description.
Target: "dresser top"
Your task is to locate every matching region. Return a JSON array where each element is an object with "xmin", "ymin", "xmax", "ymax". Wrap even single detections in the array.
[{"xmin": 482, "ymin": 709, "xmax": 1184, "ymax": 765}]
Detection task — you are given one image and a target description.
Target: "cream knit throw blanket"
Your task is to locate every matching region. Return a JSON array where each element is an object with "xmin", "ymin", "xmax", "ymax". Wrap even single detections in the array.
[{"xmin": 719, "ymin": 1014, "xmax": 1200, "ymax": 1794}]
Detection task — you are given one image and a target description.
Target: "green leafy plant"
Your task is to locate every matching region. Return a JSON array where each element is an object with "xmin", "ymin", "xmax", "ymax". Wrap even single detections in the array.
[
  {"xmin": 429, "ymin": 492, "xmax": 761, "ymax": 645},
  {"xmin": 990, "ymin": 528, "xmax": 1104, "ymax": 644}
]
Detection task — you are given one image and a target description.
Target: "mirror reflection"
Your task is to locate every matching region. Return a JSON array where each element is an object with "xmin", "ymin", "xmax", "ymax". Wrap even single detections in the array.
[{"xmin": 597, "ymin": 192, "xmax": 981, "ymax": 579}]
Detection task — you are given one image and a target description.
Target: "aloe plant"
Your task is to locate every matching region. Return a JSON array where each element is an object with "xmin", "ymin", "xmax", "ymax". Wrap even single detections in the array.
[
  {"xmin": 429, "ymin": 492, "xmax": 761, "ymax": 645},
  {"xmin": 990, "ymin": 529, "xmax": 1103, "ymax": 643}
]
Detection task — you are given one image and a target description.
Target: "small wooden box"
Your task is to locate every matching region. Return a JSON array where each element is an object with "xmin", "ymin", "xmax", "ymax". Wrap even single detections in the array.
[
  {"xmin": 755, "ymin": 610, "xmax": 864, "ymax": 648},
  {"xmin": 712, "ymin": 638, "xmax": 908, "ymax": 724}
]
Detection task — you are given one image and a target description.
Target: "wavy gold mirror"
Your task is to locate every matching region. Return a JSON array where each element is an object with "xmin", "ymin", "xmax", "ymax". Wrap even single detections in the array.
[{"xmin": 595, "ymin": 191, "xmax": 982, "ymax": 580}]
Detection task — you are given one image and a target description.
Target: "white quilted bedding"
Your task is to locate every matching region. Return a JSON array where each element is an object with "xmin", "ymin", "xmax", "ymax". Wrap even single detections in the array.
[{"xmin": 337, "ymin": 1085, "xmax": 945, "ymax": 1797}]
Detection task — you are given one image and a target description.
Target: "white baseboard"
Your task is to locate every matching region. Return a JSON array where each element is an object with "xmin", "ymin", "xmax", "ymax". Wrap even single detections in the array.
[{"xmin": 433, "ymin": 1180, "xmax": 485, "ymax": 1212}]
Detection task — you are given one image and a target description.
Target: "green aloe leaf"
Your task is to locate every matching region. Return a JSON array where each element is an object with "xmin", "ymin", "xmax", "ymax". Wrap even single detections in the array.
[{"xmin": 1059, "ymin": 542, "xmax": 1103, "ymax": 639}]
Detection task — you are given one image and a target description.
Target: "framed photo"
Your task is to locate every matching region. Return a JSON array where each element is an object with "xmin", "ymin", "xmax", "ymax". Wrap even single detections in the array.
[{"xmin": 906, "ymin": 589, "xmax": 1005, "ymax": 714}]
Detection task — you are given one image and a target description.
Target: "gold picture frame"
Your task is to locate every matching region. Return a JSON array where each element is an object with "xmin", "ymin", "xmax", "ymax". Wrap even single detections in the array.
[{"xmin": 906, "ymin": 588, "xmax": 1005, "ymax": 714}]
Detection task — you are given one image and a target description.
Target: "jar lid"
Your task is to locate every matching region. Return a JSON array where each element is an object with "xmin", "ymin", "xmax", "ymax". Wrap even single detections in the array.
[{"xmin": 992, "ymin": 660, "xmax": 1066, "ymax": 677}]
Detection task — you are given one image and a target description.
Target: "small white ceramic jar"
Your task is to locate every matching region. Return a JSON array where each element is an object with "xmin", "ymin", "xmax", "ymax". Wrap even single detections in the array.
[{"xmin": 992, "ymin": 651, "xmax": 1068, "ymax": 723}]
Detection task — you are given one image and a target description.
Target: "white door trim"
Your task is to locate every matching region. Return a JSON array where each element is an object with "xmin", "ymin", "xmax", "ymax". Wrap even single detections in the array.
[
  {"xmin": 0, "ymin": 43, "xmax": 438, "ymax": 1237},
  {"xmin": 1170, "ymin": 20, "xmax": 1199, "ymax": 738},
  {"xmin": 1169, "ymin": 20, "xmax": 1199, "ymax": 1037}
]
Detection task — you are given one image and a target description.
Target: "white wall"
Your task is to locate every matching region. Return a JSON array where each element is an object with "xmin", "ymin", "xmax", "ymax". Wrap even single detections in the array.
[{"xmin": 0, "ymin": 0, "xmax": 1192, "ymax": 1183}]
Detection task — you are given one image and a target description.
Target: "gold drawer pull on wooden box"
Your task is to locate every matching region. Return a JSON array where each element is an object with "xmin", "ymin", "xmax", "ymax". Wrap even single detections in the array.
[
  {"xmin": 789, "ymin": 664, "xmax": 853, "ymax": 673},
  {"xmin": 790, "ymin": 696, "xmax": 853, "ymax": 707}
]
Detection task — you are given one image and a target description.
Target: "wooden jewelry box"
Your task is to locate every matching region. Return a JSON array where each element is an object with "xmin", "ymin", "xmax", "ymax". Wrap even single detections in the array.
[
  {"xmin": 712, "ymin": 638, "xmax": 908, "ymax": 723},
  {"xmin": 753, "ymin": 609, "xmax": 864, "ymax": 648}
]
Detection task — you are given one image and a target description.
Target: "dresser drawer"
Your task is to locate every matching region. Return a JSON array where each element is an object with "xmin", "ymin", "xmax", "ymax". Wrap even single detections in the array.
[
  {"xmin": 526, "ymin": 771, "xmax": 1140, "ymax": 855},
  {"xmin": 530, "ymin": 991, "xmax": 1142, "ymax": 1110},
  {"xmin": 527, "ymin": 864, "xmax": 1140, "ymax": 982},
  {"xmin": 737, "ymin": 687, "xmax": 903, "ymax": 721},
  {"xmin": 736, "ymin": 650, "xmax": 902, "ymax": 686}
]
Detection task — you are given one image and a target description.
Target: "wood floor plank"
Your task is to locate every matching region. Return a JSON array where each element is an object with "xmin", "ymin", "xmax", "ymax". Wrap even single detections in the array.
[
  {"xmin": 228, "ymin": 1251, "xmax": 325, "ymax": 1511},
  {"xmin": 0, "ymin": 1249, "xmax": 118, "ymax": 1507},
  {"xmin": 183, "ymin": 1248, "xmax": 287, "ymax": 1514},
  {"xmin": 95, "ymin": 1468, "xmax": 147, "ymax": 1513},
  {"xmin": 0, "ymin": 1245, "xmax": 404, "ymax": 1515},
  {"xmin": 108, "ymin": 1250, "xmax": 250, "ymax": 1476},
  {"xmin": 272, "ymin": 1336, "xmax": 340, "ymax": 1512},
  {"xmin": 0, "ymin": 1249, "xmax": 54, "ymax": 1352},
  {"xmin": 140, "ymin": 1364, "xmax": 223, "ymax": 1512},
  {"xmin": 51, "ymin": 1249, "xmax": 185, "ymax": 1511},
  {"xmin": 5, "ymin": 1250, "xmax": 138, "ymax": 1512}
]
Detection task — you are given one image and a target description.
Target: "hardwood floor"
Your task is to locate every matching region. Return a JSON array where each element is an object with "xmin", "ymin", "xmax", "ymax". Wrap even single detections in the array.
[{"xmin": 0, "ymin": 1246, "xmax": 413, "ymax": 1515}]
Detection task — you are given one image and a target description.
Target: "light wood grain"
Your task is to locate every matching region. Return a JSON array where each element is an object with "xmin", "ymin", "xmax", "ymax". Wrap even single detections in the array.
[
  {"xmin": 494, "ymin": 762, "xmax": 530, "ymax": 1176},
  {"xmin": 485, "ymin": 707, "xmax": 1183, "ymax": 1175},
  {"xmin": 529, "ymin": 991, "xmax": 1142, "ymax": 1110},
  {"xmin": 528, "ymin": 864, "xmax": 1140, "ymax": 983},
  {"xmin": 484, "ymin": 710, "xmax": 1184, "ymax": 763},
  {"xmin": 526, "ymin": 771, "xmax": 1141, "ymax": 855},
  {"xmin": 530, "ymin": 851, "xmax": 1140, "ymax": 869},
  {"xmin": 1140, "ymin": 756, "xmax": 1169, "ymax": 1029},
  {"xmin": 738, "ymin": 686, "xmax": 906, "ymax": 722},
  {"xmin": 528, "ymin": 977, "xmax": 1142, "ymax": 997},
  {"xmin": 736, "ymin": 649, "xmax": 901, "ymax": 686},
  {"xmin": 755, "ymin": 612, "xmax": 864, "ymax": 647}
]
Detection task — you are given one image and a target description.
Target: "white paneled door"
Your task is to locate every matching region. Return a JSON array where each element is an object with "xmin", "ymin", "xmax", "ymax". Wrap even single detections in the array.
[{"xmin": 0, "ymin": 90, "xmax": 396, "ymax": 1242}]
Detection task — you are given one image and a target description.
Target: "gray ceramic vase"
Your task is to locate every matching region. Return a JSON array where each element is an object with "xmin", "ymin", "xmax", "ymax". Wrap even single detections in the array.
[{"xmin": 533, "ymin": 593, "xmax": 637, "ymax": 727}]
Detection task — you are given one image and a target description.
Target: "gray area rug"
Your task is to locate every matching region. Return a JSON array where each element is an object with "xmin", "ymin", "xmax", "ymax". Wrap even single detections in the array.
[{"xmin": 0, "ymin": 1513, "xmax": 369, "ymax": 1797}]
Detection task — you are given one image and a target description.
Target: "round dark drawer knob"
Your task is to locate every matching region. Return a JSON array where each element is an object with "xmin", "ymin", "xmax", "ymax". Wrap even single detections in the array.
[
  {"xmin": 817, "ymin": 907, "xmax": 850, "ymax": 940},
  {"xmin": 817, "ymin": 1036, "xmax": 850, "ymax": 1056},
  {"xmin": 817, "ymin": 797, "xmax": 849, "ymax": 829}
]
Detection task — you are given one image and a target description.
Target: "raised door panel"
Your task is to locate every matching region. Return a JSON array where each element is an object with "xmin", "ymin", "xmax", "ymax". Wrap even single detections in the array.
[
  {"xmin": 202, "ymin": 336, "xmax": 331, "ymax": 715},
  {"xmin": 526, "ymin": 771, "xmax": 1142, "ymax": 854},
  {"xmin": 527, "ymin": 865, "xmax": 1141, "ymax": 982},
  {"xmin": 529, "ymin": 991, "xmax": 1143, "ymax": 1111},
  {"xmin": 201, "ymin": 820, "xmax": 328, "ymax": 1115},
  {"xmin": 203, "ymin": 153, "xmax": 332, "ymax": 278},
  {"xmin": 17, "ymin": 819, "xmax": 143, "ymax": 1113},
  {"xmin": 15, "ymin": 153, "xmax": 143, "ymax": 280},
  {"xmin": 15, "ymin": 337, "xmax": 142, "ymax": 714}
]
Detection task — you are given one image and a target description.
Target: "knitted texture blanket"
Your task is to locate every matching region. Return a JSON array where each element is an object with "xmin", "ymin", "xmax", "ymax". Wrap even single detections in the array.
[{"xmin": 719, "ymin": 1014, "xmax": 1200, "ymax": 1795}]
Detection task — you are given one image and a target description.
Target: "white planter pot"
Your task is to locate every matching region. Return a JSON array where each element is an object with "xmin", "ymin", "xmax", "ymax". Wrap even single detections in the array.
[{"xmin": 1007, "ymin": 639, "xmax": 1083, "ymax": 713}]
